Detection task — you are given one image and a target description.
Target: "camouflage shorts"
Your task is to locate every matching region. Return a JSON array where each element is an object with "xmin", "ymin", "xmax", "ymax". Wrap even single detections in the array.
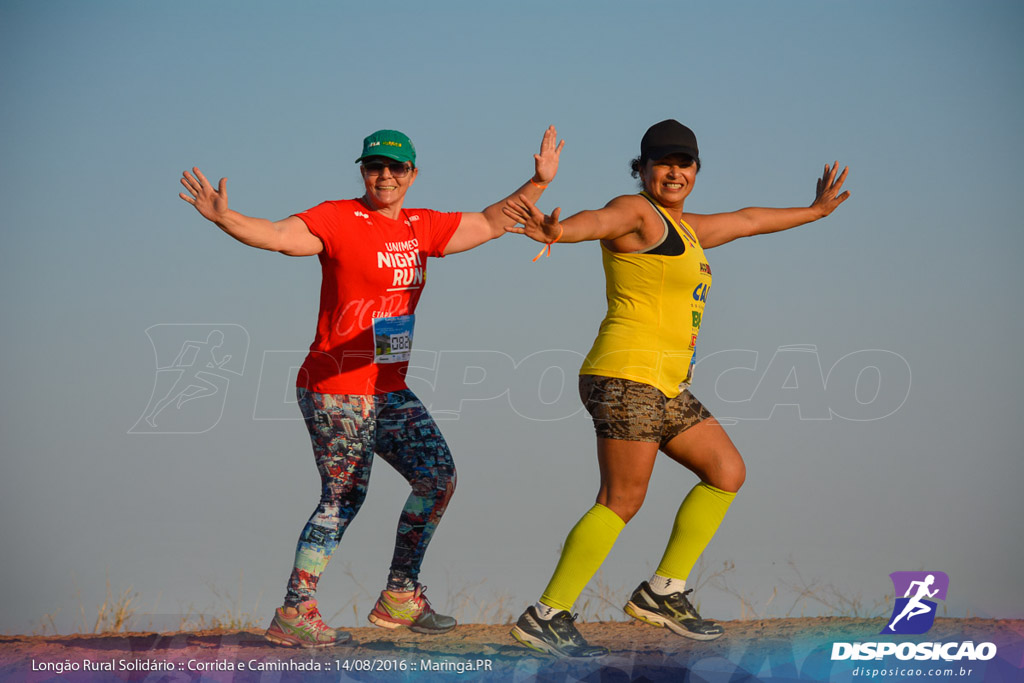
[{"xmin": 578, "ymin": 375, "xmax": 712, "ymax": 447}]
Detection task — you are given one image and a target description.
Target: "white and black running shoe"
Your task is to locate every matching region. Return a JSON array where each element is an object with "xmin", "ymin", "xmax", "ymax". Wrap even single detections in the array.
[
  {"xmin": 624, "ymin": 582, "xmax": 724, "ymax": 640},
  {"xmin": 510, "ymin": 606, "xmax": 608, "ymax": 658}
]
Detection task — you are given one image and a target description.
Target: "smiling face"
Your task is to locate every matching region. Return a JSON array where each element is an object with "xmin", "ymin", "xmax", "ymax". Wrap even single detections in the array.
[
  {"xmin": 640, "ymin": 153, "xmax": 698, "ymax": 208},
  {"xmin": 360, "ymin": 156, "xmax": 418, "ymax": 214}
]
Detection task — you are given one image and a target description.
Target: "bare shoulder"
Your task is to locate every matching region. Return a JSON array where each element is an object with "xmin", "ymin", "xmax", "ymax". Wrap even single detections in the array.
[
  {"xmin": 598, "ymin": 193, "xmax": 664, "ymax": 251},
  {"xmin": 596, "ymin": 193, "xmax": 651, "ymax": 228},
  {"xmin": 680, "ymin": 211, "xmax": 705, "ymax": 228},
  {"xmin": 604, "ymin": 193, "xmax": 647, "ymax": 212}
]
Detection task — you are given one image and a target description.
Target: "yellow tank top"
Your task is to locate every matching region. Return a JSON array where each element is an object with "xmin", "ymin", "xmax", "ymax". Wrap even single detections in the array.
[{"xmin": 580, "ymin": 192, "xmax": 712, "ymax": 398}]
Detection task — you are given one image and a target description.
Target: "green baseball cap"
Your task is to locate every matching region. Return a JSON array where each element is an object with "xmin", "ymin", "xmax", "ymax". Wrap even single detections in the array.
[{"xmin": 355, "ymin": 129, "xmax": 416, "ymax": 166}]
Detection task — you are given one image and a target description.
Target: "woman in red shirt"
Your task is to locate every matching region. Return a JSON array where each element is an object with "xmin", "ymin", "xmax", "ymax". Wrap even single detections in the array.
[{"xmin": 179, "ymin": 126, "xmax": 563, "ymax": 648}]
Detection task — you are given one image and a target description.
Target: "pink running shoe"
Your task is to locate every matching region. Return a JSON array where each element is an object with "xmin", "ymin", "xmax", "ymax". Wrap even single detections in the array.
[
  {"xmin": 367, "ymin": 584, "xmax": 456, "ymax": 634},
  {"xmin": 264, "ymin": 599, "xmax": 351, "ymax": 647}
]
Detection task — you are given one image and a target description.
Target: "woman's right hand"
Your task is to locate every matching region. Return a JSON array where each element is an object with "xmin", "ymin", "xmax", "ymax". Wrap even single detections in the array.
[
  {"xmin": 503, "ymin": 194, "xmax": 563, "ymax": 244},
  {"xmin": 810, "ymin": 161, "xmax": 850, "ymax": 218},
  {"xmin": 179, "ymin": 166, "xmax": 229, "ymax": 223}
]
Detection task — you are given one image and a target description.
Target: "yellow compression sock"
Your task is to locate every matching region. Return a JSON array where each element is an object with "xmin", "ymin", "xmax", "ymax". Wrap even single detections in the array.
[
  {"xmin": 540, "ymin": 504, "xmax": 626, "ymax": 611},
  {"xmin": 655, "ymin": 482, "xmax": 736, "ymax": 580}
]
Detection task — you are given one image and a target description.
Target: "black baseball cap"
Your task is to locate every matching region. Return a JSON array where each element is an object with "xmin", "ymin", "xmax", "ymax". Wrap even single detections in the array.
[{"xmin": 640, "ymin": 119, "xmax": 699, "ymax": 162}]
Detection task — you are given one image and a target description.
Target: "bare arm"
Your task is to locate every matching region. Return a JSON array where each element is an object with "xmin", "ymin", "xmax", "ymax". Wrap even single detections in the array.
[
  {"xmin": 443, "ymin": 126, "xmax": 565, "ymax": 255},
  {"xmin": 503, "ymin": 193, "xmax": 650, "ymax": 247},
  {"xmin": 687, "ymin": 162, "xmax": 850, "ymax": 249},
  {"xmin": 179, "ymin": 167, "xmax": 323, "ymax": 257}
]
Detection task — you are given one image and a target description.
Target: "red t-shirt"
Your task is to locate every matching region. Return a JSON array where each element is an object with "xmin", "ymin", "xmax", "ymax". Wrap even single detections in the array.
[{"xmin": 294, "ymin": 198, "xmax": 462, "ymax": 394}]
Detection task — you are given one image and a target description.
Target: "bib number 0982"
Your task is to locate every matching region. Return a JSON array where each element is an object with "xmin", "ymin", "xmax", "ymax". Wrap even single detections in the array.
[{"xmin": 372, "ymin": 314, "xmax": 415, "ymax": 364}]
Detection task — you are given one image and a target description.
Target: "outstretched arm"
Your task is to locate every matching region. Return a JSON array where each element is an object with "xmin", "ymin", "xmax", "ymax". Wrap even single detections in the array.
[
  {"xmin": 687, "ymin": 162, "xmax": 851, "ymax": 249},
  {"xmin": 443, "ymin": 126, "xmax": 565, "ymax": 255},
  {"xmin": 179, "ymin": 167, "xmax": 323, "ymax": 257},
  {"xmin": 503, "ymin": 193, "xmax": 650, "ymax": 245}
]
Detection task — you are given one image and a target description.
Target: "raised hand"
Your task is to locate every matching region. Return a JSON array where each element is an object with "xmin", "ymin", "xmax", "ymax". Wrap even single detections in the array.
[
  {"xmin": 180, "ymin": 167, "xmax": 229, "ymax": 223},
  {"xmin": 532, "ymin": 125, "xmax": 565, "ymax": 186},
  {"xmin": 811, "ymin": 162, "xmax": 851, "ymax": 218},
  {"xmin": 503, "ymin": 194, "xmax": 562, "ymax": 242}
]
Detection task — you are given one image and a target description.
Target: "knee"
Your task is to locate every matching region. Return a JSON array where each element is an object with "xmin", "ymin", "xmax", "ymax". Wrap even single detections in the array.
[
  {"xmin": 410, "ymin": 466, "xmax": 456, "ymax": 505},
  {"xmin": 613, "ymin": 501, "xmax": 643, "ymax": 524},
  {"xmin": 441, "ymin": 468, "xmax": 456, "ymax": 504},
  {"xmin": 711, "ymin": 453, "xmax": 745, "ymax": 493},
  {"xmin": 323, "ymin": 481, "xmax": 369, "ymax": 512},
  {"xmin": 600, "ymin": 488, "xmax": 646, "ymax": 524}
]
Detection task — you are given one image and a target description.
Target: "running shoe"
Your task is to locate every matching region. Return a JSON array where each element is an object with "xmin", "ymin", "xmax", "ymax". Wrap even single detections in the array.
[
  {"xmin": 264, "ymin": 599, "xmax": 352, "ymax": 648},
  {"xmin": 510, "ymin": 606, "xmax": 608, "ymax": 658},
  {"xmin": 623, "ymin": 582, "xmax": 724, "ymax": 640},
  {"xmin": 367, "ymin": 584, "xmax": 456, "ymax": 634}
]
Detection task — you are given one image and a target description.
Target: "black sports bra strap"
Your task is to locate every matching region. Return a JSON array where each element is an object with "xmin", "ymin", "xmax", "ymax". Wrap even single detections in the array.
[{"xmin": 637, "ymin": 193, "xmax": 686, "ymax": 256}]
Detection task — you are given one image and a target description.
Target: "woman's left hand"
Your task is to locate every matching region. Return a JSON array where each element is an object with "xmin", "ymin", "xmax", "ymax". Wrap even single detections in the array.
[
  {"xmin": 812, "ymin": 162, "xmax": 851, "ymax": 217},
  {"xmin": 532, "ymin": 125, "xmax": 565, "ymax": 186},
  {"xmin": 503, "ymin": 194, "xmax": 563, "ymax": 243}
]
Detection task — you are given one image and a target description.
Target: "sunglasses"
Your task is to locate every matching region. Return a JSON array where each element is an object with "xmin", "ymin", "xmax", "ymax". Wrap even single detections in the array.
[{"xmin": 362, "ymin": 161, "xmax": 412, "ymax": 178}]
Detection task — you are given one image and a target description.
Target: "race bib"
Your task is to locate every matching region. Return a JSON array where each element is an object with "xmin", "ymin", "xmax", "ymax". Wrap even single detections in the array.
[
  {"xmin": 681, "ymin": 345, "xmax": 697, "ymax": 388},
  {"xmin": 372, "ymin": 314, "xmax": 415, "ymax": 364}
]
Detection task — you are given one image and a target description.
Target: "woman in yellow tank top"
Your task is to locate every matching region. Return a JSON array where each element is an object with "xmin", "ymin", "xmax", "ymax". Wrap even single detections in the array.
[{"xmin": 504, "ymin": 120, "xmax": 851, "ymax": 658}]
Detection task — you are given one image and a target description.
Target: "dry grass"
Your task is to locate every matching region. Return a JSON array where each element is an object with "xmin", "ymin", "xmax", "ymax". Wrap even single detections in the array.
[
  {"xmin": 92, "ymin": 579, "xmax": 139, "ymax": 633},
  {"xmin": 697, "ymin": 557, "xmax": 893, "ymax": 620},
  {"xmin": 176, "ymin": 571, "xmax": 264, "ymax": 631},
  {"xmin": 578, "ymin": 570, "xmax": 630, "ymax": 622},
  {"xmin": 30, "ymin": 571, "xmax": 264, "ymax": 635},
  {"xmin": 776, "ymin": 558, "xmax": 892, "ymax": 618},
  {"xmin": 33, "ymin": 610, "xmax": 60, "ymax": 637},
  {"xmin": 35, "ymin": 559, "xmax": 912, "ymax": 635},
  {"xmin": 37, "ymin": 572, "xmax": 141, "ymax": 635},
  {"xmin": 325, "ymin": 562, "xmax": 374, "ymax": 627},
  {"xmin": 445, "ymin": 578, "xmax": 518, "ymax": 625}
]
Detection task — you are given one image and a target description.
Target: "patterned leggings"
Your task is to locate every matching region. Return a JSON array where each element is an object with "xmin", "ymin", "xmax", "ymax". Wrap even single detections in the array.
[{"xmin": 284, "ymin": 388, "xmax": 456, "ymax": 607}]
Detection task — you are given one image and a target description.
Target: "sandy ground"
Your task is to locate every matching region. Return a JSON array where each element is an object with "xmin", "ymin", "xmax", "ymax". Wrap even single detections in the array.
[{"xmin": 1, "ymin": 618, "xmax": 1021, "ymax": 682}]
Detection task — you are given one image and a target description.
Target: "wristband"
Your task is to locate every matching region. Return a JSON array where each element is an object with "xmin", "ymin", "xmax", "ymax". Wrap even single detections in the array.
[
  {"xmin": 532, "ymin": 224, "xmax": 564, "ymax": 262},
  {"xmin": 530, "ymin": 180, "xmax": 548, "ymax": 189}
]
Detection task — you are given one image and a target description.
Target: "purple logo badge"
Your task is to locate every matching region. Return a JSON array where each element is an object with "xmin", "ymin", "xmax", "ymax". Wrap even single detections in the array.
[{"xmin": 882, "ymin": 571, "xmax": 949, "ymax": 635}]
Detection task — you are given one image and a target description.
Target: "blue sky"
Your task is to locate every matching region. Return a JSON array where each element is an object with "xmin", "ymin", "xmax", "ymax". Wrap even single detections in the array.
[{"xmin": 1, "ymin": 1, "xmax": 1022, "ymax": 635}]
